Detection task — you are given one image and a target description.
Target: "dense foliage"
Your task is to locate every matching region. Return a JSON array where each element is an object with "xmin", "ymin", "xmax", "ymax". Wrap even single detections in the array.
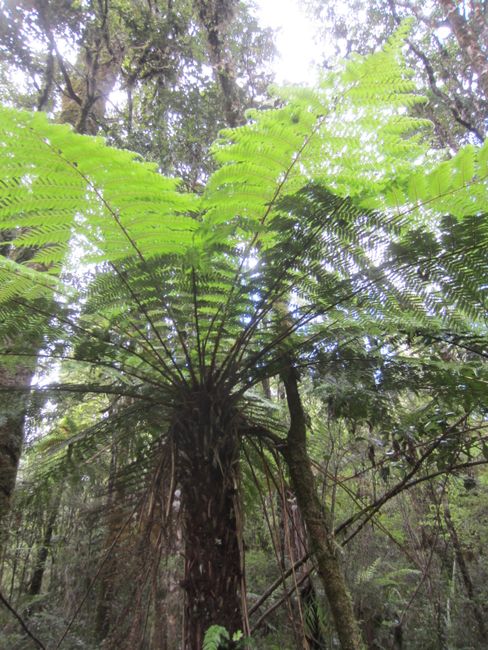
[{"xmin": 0, "ymin": 4, "xmax": 486, "ymax": 649}]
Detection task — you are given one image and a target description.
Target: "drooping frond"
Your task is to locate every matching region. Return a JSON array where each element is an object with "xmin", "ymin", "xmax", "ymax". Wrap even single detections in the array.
[{"xmin": 363, "ymin": 139, "xmax": 488, "ymax": 221}]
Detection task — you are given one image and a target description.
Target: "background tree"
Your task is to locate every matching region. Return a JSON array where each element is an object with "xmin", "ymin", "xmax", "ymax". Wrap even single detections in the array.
[{"xmin": 305, "ymin": 0, "xmax": 487, "ymax": 146}]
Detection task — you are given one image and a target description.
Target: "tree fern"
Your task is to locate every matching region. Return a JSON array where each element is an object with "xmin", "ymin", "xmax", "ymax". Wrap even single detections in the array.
[
  {"xmin": 0, "ymin": 27, "xmax": 485, "ymax": 495},
  {"xmin": 0, "ymin": 28, "xmax": 485, "ymax": 389},
  {"xmin": 0, "ymin": 24, "xmax": 487, "ymax": 646},
  {"xmin": 0, "ymin": 25, "xmax": 484, "ymax": 474}
]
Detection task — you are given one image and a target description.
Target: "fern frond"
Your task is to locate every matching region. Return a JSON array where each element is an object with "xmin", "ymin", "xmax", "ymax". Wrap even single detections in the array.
[
  {"xmin": 0, "ymin": 23, "xmax": 486, "ymax": 402},
  {"xmin": 0, "ymin": 107, "xmax": 197, "ymax": 270}
]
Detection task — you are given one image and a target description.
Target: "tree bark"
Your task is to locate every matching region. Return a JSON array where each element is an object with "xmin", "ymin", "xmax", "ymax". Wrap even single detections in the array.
[
  {"xmin": 175, "ymin": 391, "xmax": 243, "ymax": 649},
  {"xmin": 0, "ymin": 363, "xmax": 34, "ymax": 523},
  {"xmin": 28, "ymin": 495, "xmax": 60, "ymax": 596},
  {"xmin": 35, "ymin": 0, "xmax": 124, "ymax": 136},
  {"xmin": 58, "ymin": 45, "xmax": 123, "ymax": 136},
  {"xmin": 95, "ymin": 439, "xmax": 122, "ymax": 642},
  {"xmin": 438, "ymin": 0, "xmax": 488, "ymax": 100},
  {"xmin": 193, "ymin": 0, "xmax": 243, "ymax": 128},
  {"xmin": 281, "ymin": 362, "xmax": 365, "ymax": 650}
]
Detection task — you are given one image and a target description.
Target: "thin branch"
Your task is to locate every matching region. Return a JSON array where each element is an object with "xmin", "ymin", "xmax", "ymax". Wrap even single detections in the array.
[
  {"xmin": 250, "ymin": 568, "xmax": 312, "ymax": 634},
  {"xmin": 387, "ymin": 0, "xmax": 484, "ymax": 141},
  {"xmin": 396, "ymin": 477, "xmax": 449, "ymax": 634},
  {"xmin": 338, "ymin": 455, "xmax": 485, "ymax": 546},
  {"xmin": 336, "ymin": 414, "xmax": 466, "ymax": 541},
  {"xmin": 0, "ymin": 589, "xmax": 46, "ymax": 649},
  {"xmin": 248, "ymin": 553, "xmax": 310, "ymax": 616},
  {"xmin": 248, "ymin": 442, "xmax": 487, "ymax": 621}
]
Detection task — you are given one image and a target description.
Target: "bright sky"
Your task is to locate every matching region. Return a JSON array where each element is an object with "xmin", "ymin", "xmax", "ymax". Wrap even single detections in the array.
[
  {"xmin": 254, "ymin": 2, "xmax": 452, "ymax": 87},
  {"xmin": 254, "ymin": 0, "xmax": 320, "ymax": 85}
]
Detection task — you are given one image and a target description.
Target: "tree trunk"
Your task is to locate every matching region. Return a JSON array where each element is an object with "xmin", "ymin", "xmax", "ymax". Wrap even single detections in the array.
[
  {"xmin": 281, "ymin": 362, "xmax": 364, "ymax": 650},
  {"xmin": 438, "ymin": 0, "xmax": 488, "ymax": 100},
  {"xmin": 0, "ymin": 364, "xmax": 34, "ymax": 523},
  {"xmin": 28, "ymin": 494, "xmax": 60, "ymax": 596},
  {"xmin": 95, "ymin": 440, "xmax": 121, "ymax": 642},
  {"xmin": 58, "ymin": 46, "xmax": 123, "ymax": 136},
  {"xmin": 193, "ymin": 0, "xmax": 243, "ymax": 128},
  {"xmin": 35, "ymin": 0, "xmax": 124, "ymax": 136},
  {"xmin": 175, "ymin": 391, "xmax": 243, "ymax": 649}
]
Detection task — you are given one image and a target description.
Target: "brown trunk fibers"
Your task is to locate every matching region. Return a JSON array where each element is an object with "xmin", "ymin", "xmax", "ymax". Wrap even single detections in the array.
[
  {"xmin": 175, "ymin": 390, "xmax": 243, "ymax": 649},
  {"xmin": 281, "ymin": 361, "xmax": 365, "ymax": 650}
]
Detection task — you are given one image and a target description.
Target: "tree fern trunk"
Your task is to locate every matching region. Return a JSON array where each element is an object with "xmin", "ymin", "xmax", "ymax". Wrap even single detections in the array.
[{"xmin": 176, "ymin": 392, "xmax": 243, "ymax": 648}]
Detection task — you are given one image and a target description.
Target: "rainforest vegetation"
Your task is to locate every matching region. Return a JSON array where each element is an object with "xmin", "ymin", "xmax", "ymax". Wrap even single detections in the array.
[{"xmin": 0, "ymin": 1, "xmax": 486, "ymax": 649}]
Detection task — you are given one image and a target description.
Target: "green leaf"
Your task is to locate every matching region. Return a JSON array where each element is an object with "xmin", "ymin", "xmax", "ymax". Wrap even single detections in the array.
[{"xmin": 203, "ymin": 625, "xmax": 230, "ymax": 650}]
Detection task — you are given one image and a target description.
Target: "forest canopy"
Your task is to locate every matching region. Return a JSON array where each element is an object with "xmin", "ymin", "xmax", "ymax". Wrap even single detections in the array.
[{"xmin": 0, "ymin": 1, "xmax": 486, "ymax": 649}]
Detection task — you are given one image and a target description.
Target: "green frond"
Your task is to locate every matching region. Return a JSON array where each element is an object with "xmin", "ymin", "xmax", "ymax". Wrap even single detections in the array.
[
  {"xmin": 0, "ymin": 107, "xmax": 198, "ymax": 272},
  {"xmin": 202, "ymin": 25, "xmax": 429, "ymax": 248},
  {"xmin": 0, "ymin": 23, "xmax": 486, "ymax": 400}
]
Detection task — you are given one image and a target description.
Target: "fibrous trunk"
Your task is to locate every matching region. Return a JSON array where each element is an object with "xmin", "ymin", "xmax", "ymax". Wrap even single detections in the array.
[{"xmin": 175, "ymin": 391, "xmax": 243, "ymax": 649}]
